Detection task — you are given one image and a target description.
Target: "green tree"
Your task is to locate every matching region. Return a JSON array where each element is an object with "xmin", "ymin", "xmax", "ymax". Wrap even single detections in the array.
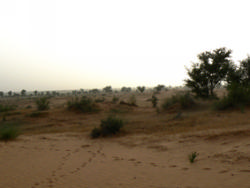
[
  {"xmin": 121, "ymin": 87, "xmax": 131, "ymax": 92},
  {"xmin": 137, "ymin": 86, "xmax": 145, "ymax": 93},
  {"xmin": 154, "ymin": 84, "xmax": 165, "ymax": 93},
  {"xmin": 8, "ymin": 91, "xmax": 12, "ymax": 97},
  {"xmin": 0, "ymin": 91, "xmax": 4, "ymax": 97},
  {"xmin": 21, "ymin": 89, "xmax": 26, "ymax": 96},
  {"xmin": 185, "ymin": 47, "xmax": 232, "ymax": 98},
  {"xmin": 103, "ymin": 86, "xmax": 112, "ymax": 93}
]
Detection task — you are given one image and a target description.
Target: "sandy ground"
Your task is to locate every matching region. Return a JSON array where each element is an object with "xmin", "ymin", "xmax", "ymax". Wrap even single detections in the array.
[{"xmin": 0, "ymin": 127, "xmax": 249, "ymax": 188}]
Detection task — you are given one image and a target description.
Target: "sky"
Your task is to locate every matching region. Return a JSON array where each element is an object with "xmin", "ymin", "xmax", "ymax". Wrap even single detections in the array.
[{"xmin": 1, "ymin": 0, "xmax": 250, "ymax": 92}]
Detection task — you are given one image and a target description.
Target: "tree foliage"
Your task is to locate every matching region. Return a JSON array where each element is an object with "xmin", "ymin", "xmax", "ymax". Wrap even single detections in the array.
[
  {"xmin": 185, "ymin": 47, "xmax": 232, "ymax": 98},
  {"xmin": 137, "ymin": 86, "xmax": 145, "ymax": 93},
  {"xmin": 103, "ymin": 86, "xmax": 112, "ymax": 93}
]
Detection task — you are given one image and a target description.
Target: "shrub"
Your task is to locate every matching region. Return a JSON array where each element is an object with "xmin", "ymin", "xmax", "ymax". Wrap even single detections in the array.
[
  {"xmin": 90, "ymin": 115, "xmax": 124, "ymax": 138},
  {"xmin": 112, "ymin": 95, "xmax": 119, "ymax": 103},
  {"xmin": 0, "ymin": 123, "xmax": 20, "ymax": 141},
  {"xmin": 162, "ymin": 92, "xmax": 195, "ymax": 110},
  {"xmin": 0, "ymin": 104, "xmax": 16, "ymax": 113},
  {"xmin": 36, "ymin": 97, "xmax": 50, "ymax": 111},
  {"xmin": 189, "ymin": 151, "xmax": 199, "ymax": 163},
  {"xmin": 67, "ymin": 96, "xmax": 99, "ymax": 113},
  {"xmin": 213, "ymin": 83, "xmax": 250, "ymax": 110},
  {"xmin": 91, "ymin": 127, "xmax": 102, "ymax": 138},
  {"xmin": 28, "ymin": 111, "xmax": 48, "ymax": 118}
]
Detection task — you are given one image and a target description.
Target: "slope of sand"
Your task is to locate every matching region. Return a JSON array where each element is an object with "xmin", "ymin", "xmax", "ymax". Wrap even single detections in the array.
[{"xmin": 0, "ymin": 127, "xmax": 249, "ymax": 188}]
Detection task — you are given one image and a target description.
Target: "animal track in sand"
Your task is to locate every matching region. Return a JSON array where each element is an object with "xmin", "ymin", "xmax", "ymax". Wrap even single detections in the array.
[
  {"xmin": 31, "ymin": 143, "xmax": 105, "ymax": 187},
  {"xmin": 218, "ymin": 170, "xmax": 229, "ymax": 173},
  {"xmin": 169, "ymin": 165, "xmax": 177, "ymax": 168},
  {"xmin": 202, "ymin": 168, "xmax": 211, "ymax": 170},
  {"xmin": 239, "ymin": 169, "xmax": 250, "ymax": 172}
]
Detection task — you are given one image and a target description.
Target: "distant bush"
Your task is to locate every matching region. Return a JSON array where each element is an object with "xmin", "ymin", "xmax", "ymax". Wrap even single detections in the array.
[
  {"xmin": 162, "ymin": 92, "xmax": 195, "ymax": 110},
  {"xmin": 67, "ymin": 96, "xmax": 99, "ymax": 113},
  {"xmin": 0, "ymin": 123, "xmax": 20, "ymax": 141},
  {"xmin": 95, "ymin": 97, "xmax": 105, "ymax": 103},
  {"xmin": 151, "ymin": 95, "xmax": 158, "ymax": 108},
  {"xmin": 36, "ymin": 97, "xmax": 50, "ymax": 111},
  {"xmin": 112, "ymin": 95, "xmax": 119, "ymax": 103},
  {"xmin": 91, "ymin": 115, "xmax": 124, "ymax": 138},
  {"xmin": 28, "ymin": 111, "xmax": 48, "ymax": 118}
]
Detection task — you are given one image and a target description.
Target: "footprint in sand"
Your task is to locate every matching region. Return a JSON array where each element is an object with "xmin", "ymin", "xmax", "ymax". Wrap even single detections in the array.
[
  {"xmin": 239, "ymin": 169, "xmax": 250, "ymax": 173},
  {"xmin": 203, "ymin": 167, "xmax": 211, "ymax": 170},
  {"xmin": 169, "ymin": 165, "xmax": 177, "ymax": 168},
  {"xmin": 150, "ymin": 162, "xmax": 158, "ymax": 167},
  {"xmin": 182, "ymin": 167, "xmax": 189, "ymax": 171},
  {"xmin": 219, "ymin": 170, "xmax": 229, "ymax": 173}
]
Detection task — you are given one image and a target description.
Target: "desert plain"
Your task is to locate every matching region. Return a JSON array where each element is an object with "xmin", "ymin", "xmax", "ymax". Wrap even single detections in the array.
[{"xmin": 0, "ymin": 89, "xmax": 249, "ymax": 188}]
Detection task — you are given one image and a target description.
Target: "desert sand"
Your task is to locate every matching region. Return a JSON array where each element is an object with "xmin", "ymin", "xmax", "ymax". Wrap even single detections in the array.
[{"xmin": 1, "ymin": 126, "xmax": 249, "ymax": 188}]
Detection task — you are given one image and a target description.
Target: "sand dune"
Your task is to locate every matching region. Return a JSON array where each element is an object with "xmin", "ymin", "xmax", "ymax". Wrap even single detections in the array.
[{"xmin": 0, "ymin": 126, "xmax": 249, "ymax": 188}]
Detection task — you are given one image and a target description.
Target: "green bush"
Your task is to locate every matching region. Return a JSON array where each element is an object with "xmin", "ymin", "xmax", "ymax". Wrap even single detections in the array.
[
  {"xmin": 162, "ymin": 92, "xmax": 195, "ymax": 110},
  {"xmin": 36, "ymin": 97, "xmax": 50, "ymax": 111},
  {"xmin": 67, "ymin": 96, "xmax": 99, "ymax": 113},
  {"xmin": 213, "ymin": 83, "xmax": 250, "ymax": 110},
  {"xmin": 0, "ymin": 123, "xmax": 20, "ymax": 141},
  {"xmin": 91, "ymin": 116, "xmax": 124, "ymax": 138}
]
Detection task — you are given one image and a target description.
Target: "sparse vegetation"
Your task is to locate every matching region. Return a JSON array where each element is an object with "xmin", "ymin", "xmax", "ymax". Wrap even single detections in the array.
[
  {"xmin": 36, "ymin": 97, "xmax": 50, "ymax": 111},
  {"xmin": 91, "ymin": 115, "xmax": 124, "ymax": 138},
  {"xmin": 162, "ymin": 92, "xmax": 195, "ymax": 110},
  {"xmin": 0, "ymin": 104, "xmax": 16, "ymax": 113},
  {"xmin": 189, "ymin": 151, "xmax": 199, "ymax": 163},
  {"xmin": 67, "ymin": 96, "xmax": 99, "ymax": 113},
  {"xmin": 112, "ymin": 95, "xmax": 119, "ymax": 103}
]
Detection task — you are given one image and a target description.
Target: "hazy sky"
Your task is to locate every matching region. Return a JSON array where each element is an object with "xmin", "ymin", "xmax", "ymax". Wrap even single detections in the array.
[{"xmin": 1, "ymin": 0, "xmax": 250, "ymax": 92}]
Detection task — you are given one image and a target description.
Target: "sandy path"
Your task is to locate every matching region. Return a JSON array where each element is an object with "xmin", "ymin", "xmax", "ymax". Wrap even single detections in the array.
[{"xmin": 0, "ymin": 128, "xmax": 249, "ymax": 188}]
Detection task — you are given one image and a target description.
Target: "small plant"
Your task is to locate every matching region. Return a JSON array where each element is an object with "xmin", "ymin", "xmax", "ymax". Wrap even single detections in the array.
[
  {"xmin": 67, "ymin": 96, "xmax": 99, "ymax": 113},
  {"xmin": 0, "ymin": 123, "xmax": 20, "ymax": 142},
  {"xmin": 36, "ymin": 97, "xmax": 50, "ymax": 111},
  {"xmin": 189, "ymin": 151, "xmax": 199, "ymax": 163},
  {"xmin": 90, "ymin": 115, "xmax": 124, "ymax": 138}
]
